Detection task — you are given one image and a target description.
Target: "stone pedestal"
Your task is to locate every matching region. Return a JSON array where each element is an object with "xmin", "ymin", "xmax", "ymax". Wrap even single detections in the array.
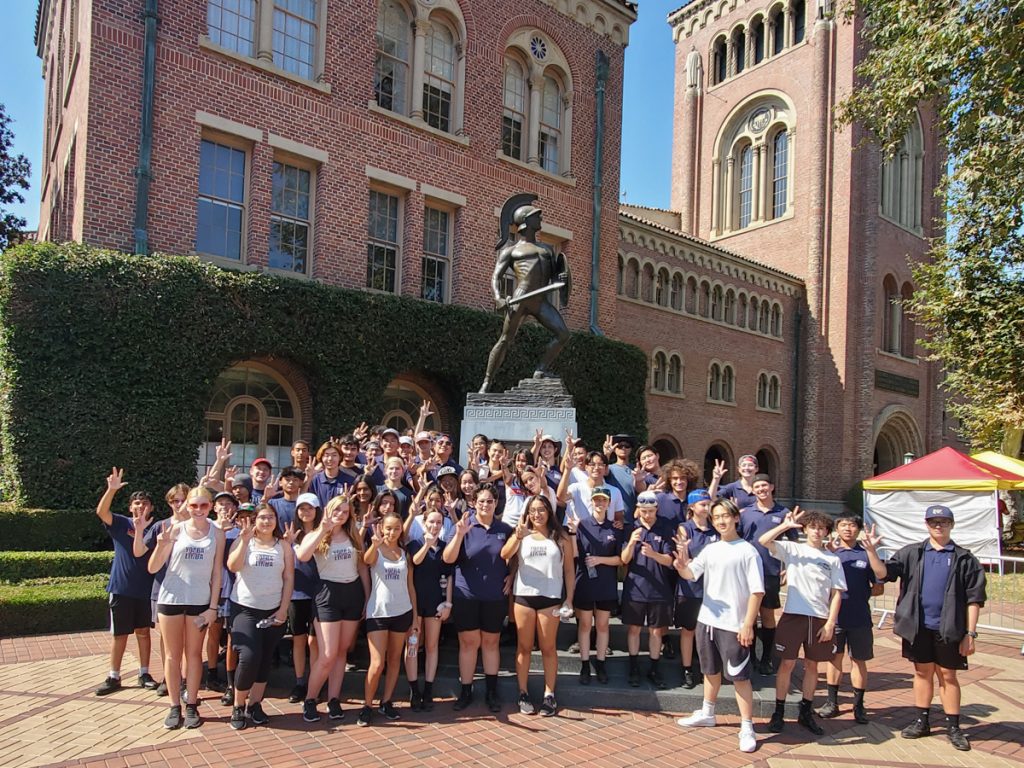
[{"xmin": 460, "ymin": 378, "xmax": 577, "ymax": 464}]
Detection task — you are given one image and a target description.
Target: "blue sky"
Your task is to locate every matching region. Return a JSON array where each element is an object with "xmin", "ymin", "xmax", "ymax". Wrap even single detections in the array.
[{"xmin": 0, "ymin": 2, "xmax": 678, "ymax": 230}]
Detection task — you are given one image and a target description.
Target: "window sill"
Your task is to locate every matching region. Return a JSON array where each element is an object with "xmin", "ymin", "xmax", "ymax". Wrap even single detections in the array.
[
  {"xmin": 495, "ymin": 152, "xmax": 577, "ymax": 187},
  {"xmin": 367, "ymin": 102, "xmax": 470, "ymax": 147},
  {"xmin": 650, "ymin": 389, "xmax": 685, "ymax": 400},
  {"xmin": 878, "ymin": 212, "xmax": 925, "ymax": 240},
  {"xmin": 706, "ymin": 398, "xmax": 737, "ymax": 407},
  {"xmin": 755, "ymin": 405, "xmax": 783, "ymax": 414},
  {"xmin": 876, "ymin": 349, "xmax": 918, "ymax": 365},
  {"xmin": 265, "ymin": 266, "xmax": 314, "ymax": 282},
  {"xmin": 616, "ymin": 295, "xmax": 784, "ymax": 341},
  {"xmin": 63, "ymin": 45, "xmax": 80, "ymax": 108},
  {"xmin": 712, "ymin": 209, "xmax": 795, "ymax": 240},
  {"xmin": 198, "ymin": 37, "xmax": 332, "ymax": 95},
  {"xmin": 194, "ymin": 253, "xmax": 259, "ymax": 272}
]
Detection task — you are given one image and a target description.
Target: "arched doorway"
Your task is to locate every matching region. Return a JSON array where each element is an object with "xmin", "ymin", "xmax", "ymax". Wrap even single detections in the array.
[
  {"xmin": 704, "ymin": 443, "xmax": 732, "ymax": 487},
  {"xmin": 651, "ymin": 435, "xmax": 680, "ymax": 462},
  {"xmin": 872, "ymin": 406, "xmax": 924, "ymax": 474},
  {"xmin": 381, "ymin": 376, "xmax": 448, "ymax": 434},
  {"xmin": 755, "ymin": 446, "xmax": 780, "ymax": 489}
]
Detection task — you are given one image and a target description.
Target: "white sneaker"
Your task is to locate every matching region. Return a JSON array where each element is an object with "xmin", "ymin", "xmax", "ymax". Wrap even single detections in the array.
[
  {"xmin": 739, "ymin": 728, "xmax": 757, "ymax": 753},
  {"xmin": 677, "ymin": 709, "xmax": 717, "ymax": 727}
]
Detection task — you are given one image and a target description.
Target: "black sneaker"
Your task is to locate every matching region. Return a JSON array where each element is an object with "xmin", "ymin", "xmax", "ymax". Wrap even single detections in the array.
[
  {"xmin": 767, "ymin": 711, "xmax": 785, "ymax": 733},
  {"xmin": 230, "ymin": 705, "xmax": 246, "ymax": 730},
  {"xmin": 95, "ymin": 676, "xmax": 122, "ymax": 696},
  {"xmin": 947, "ymin": 726, "xmax": 971, "ymax": 751},
  {"xmin": 409, "ymin": 688, "xmax": 423, "ymax": 711},
  {"xmin": 378, "ymin": 701, "xmax": 400, "ymax": 721},
  {"xmin": 220, "ymin": 686, "xmax": 234, "ymax": 707},
  {"xmin": 683, "ymin": 668, "xmax": 697, "ymax": 690},
  {"xmin": 288, "ymin": 684, "xmax": 305, "ymax": 704},
  {"xmin": 595, "ymin": 661, "xmax": 609, "ymax": 685},
  {"xmin": 539, "ymin": 694, "xmax": 557, "ymax": 717},
  {"xmin": 138, "ymin": 673, "xmax": 158, "ymax": 690},
  {"xmin": 485, "ymin": 690, "xmax": 501, "ymax": 713},
  {"xmin": 901, "ymin": 719, "xmax": 930, "ymax": 739},
  {"xmin": 453, "ymin": 688, "xmax": 473, "ymax": 711},
  {"xmin": 155, "ymin": 680, "xmax": 168, "ymax": 697},
  {"xmin": 356, "ymin": 705, "xmax": 373, "ymax": 727},
  {"xmin": 206, "ymin": 675, "xmax": 226, "ymax": 693},
  {"xmin": 817, "ymin": 700, "xmax": 840, "ymax": 719},
  {"xmin": 184, "ymin": 703, "xmax": 201, "ymax": 729},
  {"xmin": 853, "ymin": 703, "xmax": 869, "ymax": 724},
  {"xmin": 798, "ymin": 708, "xmax": 824, "ymax": 736},
  {"xmin": 248, "ymin": 701, "xmax": 269, "ymax": 726},
  {"xmin": 421, "ymin": 689, "xmax": 434, "ymax": 712},
  {"xmin": 647, "ymin": 666, "xmax": 667, "ymax": 690},
  {"xmin": 579, "ymin": 662, "xmax": 591, "ymax": 686},
  {"xmin": 303, "ymin": 698, "xmax": 321, "ymax": 723},
  {"xmin": 518, "ymin": 693, "xmax": 535, "ymax": 715},
  {"xmin": 757, "ymin": 657, "xmax": 775, "ymax": 676},
  {"xmin": 328, "ymin": 698, "xmax": 345, "ymax": 721},
  {"xmin": 164, "ymin": 704, "xmax": 182, "ymax": 729}
]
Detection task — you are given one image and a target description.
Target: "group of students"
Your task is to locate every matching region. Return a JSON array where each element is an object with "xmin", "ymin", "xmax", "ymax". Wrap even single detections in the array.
[{"xmin": 93, "ymin": 421, "xmax": 988, "ymax": 755}]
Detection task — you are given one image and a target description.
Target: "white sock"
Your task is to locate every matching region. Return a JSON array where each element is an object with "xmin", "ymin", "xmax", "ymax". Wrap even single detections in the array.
[
  {"xmin": 109, "ymin": 670, "xmax": 120, "ymax": 680},
  {"xmin": 703, "ymin": 700, "xmax": 716, "ymax": 716},
  {"xmin": 139, "ymin": 666, "xmax": 149, "ymax": 675},
  {"xmin": 740, "ymin": 718, "xmax": 754, "ymax": 732}
]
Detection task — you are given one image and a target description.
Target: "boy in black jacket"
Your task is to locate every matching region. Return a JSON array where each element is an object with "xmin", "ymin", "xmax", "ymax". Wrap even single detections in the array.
[{"xmin": 864, "ymin": 504, "xmax": 986, "ymax": 752}]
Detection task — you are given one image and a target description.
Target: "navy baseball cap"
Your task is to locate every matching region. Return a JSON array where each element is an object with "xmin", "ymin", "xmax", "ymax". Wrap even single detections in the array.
[
  {"xmin": 924, "ymin": 504, "xmax": 954, "ymax": 521},
  {"xmin": 687, "ymin": 489, "xmax": 711, "ymax": 505}
]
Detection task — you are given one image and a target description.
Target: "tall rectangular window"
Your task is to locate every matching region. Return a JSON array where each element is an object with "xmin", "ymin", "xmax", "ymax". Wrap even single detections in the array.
[
  {"xmin": 421, "ymin": 206, "xmax": 450, "ymax": 303},
  {"xmin": 207, "ymin": 0, "xmax": 256, "ymax": 57},
  {"xmin": 272, "ymin": 0, "xmax": 317, "ymax": 79},
  {"xmin": 539, "ymin": 76, "xmax": 562, "ymax": 174},
  {"xmin": 422, "ymin": 24, "xmax": 456, "ymax": 132},
  {"xmin": 375, "ymin": 1, "xmax": 410, "ymax": 114},
  {"xmin": 737, "ymin": 145, "xmax": 753, "ymax": 229},
  {"xmin": 367, "ymin": 190, "xmax": 399, "ymax": 292},
  {"xmin": 197, "ymin": 139, "xmax": 246, "ymax": 260},
  {"xmin": 772, "ymin": 131, "xmax": 789, "ymax": 219},
  {"xmin": 502, "ymin": 58, "xmax": 527, "ymax": 160},
  {"xmin": 269, "ymin": 161, "xmax": 312, "ymax": 273}
]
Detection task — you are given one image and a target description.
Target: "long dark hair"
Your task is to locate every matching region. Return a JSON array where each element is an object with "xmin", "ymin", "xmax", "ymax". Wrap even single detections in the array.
[
  {"xmin": 252, "ymin": 502, "xmax": 283, "ymax": 540},
  {"xmin": 523, "ymin": 494, "xmax": 566, "ymax": 544},
  {"xmin": 294, "ymin": 501, "xmax": 322, "ymax": 544}
]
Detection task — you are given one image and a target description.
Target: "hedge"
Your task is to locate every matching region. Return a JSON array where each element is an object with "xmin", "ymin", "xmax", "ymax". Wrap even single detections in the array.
[
  {"xmin": 0, "ymin": 551, "xmax": 113, "ymax": 583},
  {"xmin": 0, "ymin": 243, "xmax": 649, "ymax": 510},
  {"xmin": 0, "ymin": 575, "xmax": 108, "ymax": 637},
  {"xmin": 0, "ymin": 503, "xmax": 110, "ymax": 551}
]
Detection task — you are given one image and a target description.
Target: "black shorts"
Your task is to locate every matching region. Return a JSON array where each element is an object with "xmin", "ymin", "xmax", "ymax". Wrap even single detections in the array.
[
  {"xmin": 315, "ymin": 580, "xmax": 365, "ymax": 623},
  {"xmin": 833, "ymin": 625, "xmax": 874, "ymax": 661},
  {"xmin": 761, "ymin": 574, "xmax": 782, "ymax": 610},
  {"xmin": 366, "ymin": 610, "xmax": 414, "ymax": 634},
  {"xmin": 620, "ymin": 600, "xmax": 672, "ymax": 629},
  {"xmin": 289, "ymin": 598, "xmax": 315, "ymax": 636},
  {"xmin": 156, "ymin": 603, "xmax": 207, "ymax": 617},
  {"xmin": 453, "ymin": 597, "xmax": 507, "ymax": 634},
  {"xmin": 902, "ymin": 628, "xmax": 967, "ymax": 670},
  {"xmin": 514, "ymin": 595, "xmax": 562, "ymax": 610},
  {"xmin": 109, "ymin": 594, "xmax": 153, "ymax": 636},
  {"xmin": 573, "ymin": 597, "xmax": 619, "ymax": 613},
  {"xmin": 695, "ymin": 621, "xmax": 754, "ymax": 681},
  {"xmin": 674, "ymin": 596, "xmax": 703, "ymax": 631}
]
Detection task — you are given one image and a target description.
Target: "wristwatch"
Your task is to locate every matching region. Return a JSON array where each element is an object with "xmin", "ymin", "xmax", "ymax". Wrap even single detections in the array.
[{"xmin": 966, "ymin": 630, "xmax": 979, "ymax": 639}]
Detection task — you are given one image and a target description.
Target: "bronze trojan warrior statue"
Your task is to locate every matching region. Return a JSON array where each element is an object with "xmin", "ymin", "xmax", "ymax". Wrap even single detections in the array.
[{"xmin": 479, "ymin": 194, "xmax": 572, "ymax": 394}]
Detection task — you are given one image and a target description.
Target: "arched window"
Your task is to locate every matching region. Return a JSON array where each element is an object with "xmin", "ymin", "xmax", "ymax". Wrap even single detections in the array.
[
  {"xmin": 792, "ymin": 0, "xmax": 806, "ymax": 44},
  {"xmin": 668, "ymin": 355, "xmax": 683, "ymax": 394},
  {"xmin": 882, "ymin": 275, "xmax": 901, "ymax": 353},
  {"xmin": 502, "ymin": 55, "xmax": 528, "ymax": 161},
  {"xmin": 751, "ymin": 17, "xmax": 765, "ymax": 64},
  {"xmin": 711, "ymin": 285, "xmax": 724, "ymax": 320},
  {"xmin": 699, "ymin": 280, "xmax": 711, "ymax": 317},
  {"xmin": 733, "ymin": 27, "xmax": 746, "ymax": 74},
  {"xmin": 712, "ymin": 36, "xmax": 727, "ymax": 84},
  {"xmin": 759, "ymin": 302, "xmax": 770, "ymax": 333},
  {"xmin": 374, "ymin": 1, "xmax": 411, "ymax": 114},
  {"xmin": 771, "ymin": 302, "xmax": 782, "ymax": 336},
  {"xmin": 724, "ymin": 289, "xmax": 736, "ymax": 324},
  {"xmin": 880, "ymin": 115, "xmax": 924, "ymax": 233},
  {"xmin": 652, "ymin": 352, "xmax": 667, "ymax": 391},
  {"xmin": 382, "ymin": 377, "xmax": 444, "ymax": 432},
  {"xmin": 423, "ymin": 19, "xmax": 457, "ymax": 132},
  {"xmin": 616, "ymin": 255, "xmax": 624, "ymax": 295},
  {"xmin": 771, "ymin": 129, "xmax": 789, "ymax": 219},
  {"xmin": 900, "ymin": 282, "xmax": 915, "ymax": 357},
  {"xmin": 641, "ymin": 263, "xmax": 655, "ymax": 303},
  {"xmin": 656, "ymin": 268, "xmax": 670, "ymax": 306},
  {"xmin": 738, "ymin": 293, "xmax": 748, "ymax": 328},
  {"xmin": 737, "ymin": 144, "xmax": 754, "ymax": 229},
  {"xmin": 670, "ymin": 273, "xmax": 684, "ymax": 310},
  {"xmin": 539, "ymin": 74, "xmax": 563, "ymax": 174},
  {"xmin": 708, "ymin": 363, "xmax": 722, "ymax": 401},
  {"xmin": 770, "ymin": 8, "xmax": 785, "ymax": 54},
  {"xmin": 757, "ymin": 373, "xmax": 769, "ymax": 408},
  {"xmin": 768, "ymin": 375, "xmax": 781, "ymax": 410},
  {"xmin": 686, "ymin": 276, "xmax": 698, "ymax": 313},
  {"xmin": 626, "ymin": 258, "xmax": 639, "ymax": 298},
  {"xmin": 749, "ymin": 296, "xmax": 759, "ymax": 329},
  {"xmin": 722, "ymin": 365, "xmax": 735, "ymax": 402}
]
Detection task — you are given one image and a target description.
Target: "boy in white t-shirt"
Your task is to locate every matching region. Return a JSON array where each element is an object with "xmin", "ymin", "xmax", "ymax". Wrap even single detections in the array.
[
  {"xmin": 674, "ymin": 499, "xmax": 764, "ymax": 754},
  {"xmin": 759, "ymin": 509, "xmax": 847, "ymax": 737}
]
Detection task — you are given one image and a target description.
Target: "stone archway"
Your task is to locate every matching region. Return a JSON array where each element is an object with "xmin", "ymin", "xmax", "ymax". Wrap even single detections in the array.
[
  {"xmin": 651, "ymin": 434, "xmax": 681, "ymax": 462},
  {"xmin": 703, "ymin": 442, "xmax": 732, "ymax": 487},
  {"xmin": 872, "ymin": 406, "xmax": 924, "ymax": 474}
]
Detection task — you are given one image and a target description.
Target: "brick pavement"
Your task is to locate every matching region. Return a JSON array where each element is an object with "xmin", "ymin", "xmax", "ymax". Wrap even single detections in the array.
[{"xmin": 0, "ymin": 631, "xmax": 1020, "ymax": 768}]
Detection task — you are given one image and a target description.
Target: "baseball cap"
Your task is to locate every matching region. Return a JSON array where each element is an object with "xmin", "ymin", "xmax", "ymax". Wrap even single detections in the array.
[
  {"xmin": 213, "ymin": 491, "xmax": 238, "ymax": 506},
  {"xmin": 296, "ymin": 492, "xmax": 320, "ymax": 509},
  {"xmin": 540, "ymin": 434, "xmax": 558, "ymax": 444},
  {"xmin": 251, "ymin": 457, "xmax": 272, "ymax": 471},
  {"xmin": 399, "ymin": 436, "xmax": 414, "ymax": 446},
  {"xmin": 381, "ymin": 428, "xmax": 400, "ymax": 439},
  {"xmin": 687, "ymin": 489, "xmax": 711, "ymax": 505},
  {"xmin": 415, "ymin": 431, "xmax": 433, "ymax": 444},
  {"xmin": 611, "ymin": 434, "xmax": 635, "ymax": 447},
  {"xmin": 591, "ymin": 485, "xmax": 612, "ymax": 499},
  {"xmin": 924, "ymin": 504, "xmax": 954, "ymax": 521},
  {"xmin": 636, "ymin": 490, "xmax": 659, "ymax": 507},
  {"xmin": 237, "ymin": 503, "xmax": 256, "ymax": 515},
  {"xmin": 436, "ymin": 465, "xmax": 458, "ymax": 480}
]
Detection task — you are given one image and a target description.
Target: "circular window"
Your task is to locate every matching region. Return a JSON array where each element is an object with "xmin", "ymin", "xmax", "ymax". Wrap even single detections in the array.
[{"xmin": 530, "ymin": 36, "xmax": 548, "ymax": 60}]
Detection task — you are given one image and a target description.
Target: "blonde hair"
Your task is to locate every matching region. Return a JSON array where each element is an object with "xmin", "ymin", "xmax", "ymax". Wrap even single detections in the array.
[
  {"xmin": 318, "ymin": 494, "xmax": 363, "ymax": 555},
  {"xmin": 165, "ymin": 482, "xmax": 190, "ymax": 505}
]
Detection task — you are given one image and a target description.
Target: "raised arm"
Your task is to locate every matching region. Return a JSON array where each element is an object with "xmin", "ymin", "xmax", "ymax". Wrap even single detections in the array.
[
  {"xmin": 443, "ymin": 514, "xmax": 471, "ymax": 564},
  {"xmin": 758, "ymin": 507, "xmax": 803, "ymax": 556},
  {"xmin": 706, "ymin": 459, "xmax": 727, "ymax": 499},
  {"xmin": 96, "ymin": 467, "xmax": 126, "ymax": 527},
  {"xmin": 861, "ymin": 524, "xmax": 889, "ymax": 580}
]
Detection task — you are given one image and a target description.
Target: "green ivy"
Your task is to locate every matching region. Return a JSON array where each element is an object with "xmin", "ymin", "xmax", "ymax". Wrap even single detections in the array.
[{"xmin": 0, "ymin": 242, "xmax": 648, "ymax": 510}]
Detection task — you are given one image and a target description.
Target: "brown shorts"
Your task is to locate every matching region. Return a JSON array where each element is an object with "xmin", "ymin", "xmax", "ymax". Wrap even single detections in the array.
[{"xmin": 774, "ymin": 613, "xmax": 833, "ymax": 662}]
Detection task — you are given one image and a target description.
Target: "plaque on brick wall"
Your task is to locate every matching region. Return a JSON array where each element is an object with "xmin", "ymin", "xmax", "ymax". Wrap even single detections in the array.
[{"xmin": 875, "ymin": 370, "xmax": 920, "ymax": 397}]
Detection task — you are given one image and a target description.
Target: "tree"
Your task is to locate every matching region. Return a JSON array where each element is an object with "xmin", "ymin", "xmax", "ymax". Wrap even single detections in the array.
[
  {"xmin": 837, "ymin": 0, "xmax": 1024, "ymax": 449},
  {"xmin": 0, "ymin": 103, "xmax": 31, "ymax": 251}
]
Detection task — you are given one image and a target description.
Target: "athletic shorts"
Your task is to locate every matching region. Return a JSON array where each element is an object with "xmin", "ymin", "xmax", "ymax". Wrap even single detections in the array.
[
  {"xmin": 674, "ymin": 596, "xmax": 703, "ymax": 631},
  {"xmin": 452, "ymin": 597, "xmax": 507, "ymax": 634},
  {"xmin": 695, "ymin": 621, "xmax": 754, "ymax": 681},
  {"xmin": 620, "ymin": 600, "xmax": 672, "ymax": 629},
  {"xmin": 833, "ymin": 625, "xmax": 874, "ymax": 661},
  {"xmin": 216, "ymin": 596, "xmax": 230, "ymax": 621},
  {"xmin": 761, "ymin": 574, "xmax": 782, "ymax": 610},
  {"xmin": 314, "ymin": 579, "xmax": 365, "ymax": 623},
  {"xmin": 572, "ymin": 597, "xmax": 619, "ymax": 613},
  {"xmin": 366, "ymin": 610, "xmax": 414, "ymax": 634},
  {"xmin": 289, "ymin": 598, "xmax": 315, "ymax": 636},
  {"xmin": 156, "ymin": 603, "xmax": 207, "ymax": 617},
  {"xmin": 514, "ymin": 595, "xmax": 562, "ymax": 611},
  {"xmin": 901, "ymin": 628, "xmax": 967, "ymax": 670},
  {"xmin": 775, "ymin": 613, "xmax": 834, "ymax": 662},
  {"xmin": 108, "ymin": 594, "xmax": 153, "ymax": 636}
]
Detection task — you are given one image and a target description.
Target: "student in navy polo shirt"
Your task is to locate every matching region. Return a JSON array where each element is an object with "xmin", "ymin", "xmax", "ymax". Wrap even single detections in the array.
[
  {"xmin": 867, "ymin": 505, "xmax": 986, "ymax": 752},
  {"xmin": 567, "ymin": 485, "xmax": 623, "ymax": 685},
  {"xmin": 603, "ymin": 433, "xmax": 640, "ymax": 524},
  {"xmin": 95, "ymin": 468, "xmax": 158, "ymax": 696},
  {"xmin": 335, "ymin": 434, "xmax": 366, "ymax": 486},
  {"xmin": 442, "ymin": 484, "xmax": 513, "ymax": 712},
  {"xmin": 268, "ymin": 466, "xmax": 305, "ymax": 528},
  {"xmin": 309, "ymin": 440, "xmax": 349, "ymax": 509},
  {"xmin": 739, "ymin": 472, "xmax": 797, "ymax": 674},
  {"xmin": 818, "ymin": 514, "xmax": 879, "ymax": 723},
  {"xmin": 632, "ymin": 444, "xmax": 662, "ymax": 492},
  {"xmin": 653, "ymin": 458, "xmax": 701, "ymax": 524},
  {"xmin": 708, "ymin": 454, "xmax": 759, "ymax": 511},
  {"xmin": 673, "ymin": 489, "xmax": 719, "ymax": 689},
  {"xmin": 621, "ymin": 491, "xmax": 677, "ymax": 689},
  {"xmin": 407, "ymin": 508, "xmax": 454, "ymax": 712}
]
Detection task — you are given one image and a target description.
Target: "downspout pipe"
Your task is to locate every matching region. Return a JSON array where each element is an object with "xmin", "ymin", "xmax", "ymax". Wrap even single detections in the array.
[
  {"xmin": 133, "ymin": 0, "xmax": 158, "ymax": 255},
  {"xmin": 589, "ymin": 50, "xmax": 609, "ymax": 335},
  {"xmin": 790, "ymin": 306, "xmax": 802, "ymax": 500}
]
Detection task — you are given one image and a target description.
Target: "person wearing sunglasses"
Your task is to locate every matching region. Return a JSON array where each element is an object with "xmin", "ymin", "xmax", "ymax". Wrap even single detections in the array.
[{"xmin": 425, "ymin": 433, "xmax": 463, "ymax": 483}]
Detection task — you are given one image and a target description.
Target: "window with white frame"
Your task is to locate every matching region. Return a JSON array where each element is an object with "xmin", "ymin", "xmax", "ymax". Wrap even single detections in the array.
[
  {"xmin": 272, "ymin": 0, "xmax": 317, "ymax": 79},
  {"xmin": 423, "ymin": 20, "xmax": 456, "ymax": 132},
  {"xmin": 502, "ymin": 56, "xmax": 528, "ymax": 160},
  {"xmin": 652, "ymin": 352, "xmax": 667, "ymax": 391},
  {"xmin": 421, "ymin": 205, "xmax": 451, "ymax": 303},
  {"xmin": 539, "ymin": 74, "xmax": 563, "ymax": 174},
  {"xmin": 722, "ymin": 364, "xmax": 735, "ymax": 402},
  {"xmin": 207, "ymin": 0, "xmax": 256, "ymax": 57},
  {"xmin": 771, "ymin": 129, "xmax": 788, "ymax": 219},
  {"xmin": 737, "ymin": 144, "xmax": 753, "ymax": 229},
  {"xmin": 196, "ymin": 138, "xmax": 246, "ymax": 260},
  {"xmin": 374, "ymin": 0, "xmax": 411, "ymax": 114},
  {"xmin": 269, "ymin": 160, "xmax": 312, "ymax": 273},
  {"xmin": 367, "ymin": 189, "xmax": 400, "ymax": 292}
]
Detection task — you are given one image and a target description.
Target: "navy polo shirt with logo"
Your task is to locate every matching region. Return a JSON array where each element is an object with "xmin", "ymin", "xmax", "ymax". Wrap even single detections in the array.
[
  {"xmin": 105, "ymin": 514, "xmax": 155, "ymax": 600},
  {"xmin": 740, "ymin": 504, "xmax": 796, "ymax": 577},
  {"xmin": 453, "ymin": 520, "xmax": 513, "ymax": 602},
  {"xmin": 921, "ymin": 542, "xmax": 954, "ymax": 631},
  {"xmin": 677, "ymin": 520, "xmax": 719, "ymax": 599},
  {"xmin": 835, "ymin": 544, "xmax": 876, "ymax": 628},
  {"xmin": 655, "ymin": 491, "xmax": 688, "ymax": 525},
  {"xmin": 622, "ymin": 518, "xmax": 677, "ymax": 604},
  {"xmin": 575, "ymin": 516, "xmax": 625, "ymax": 603},
  {"xmin": 718, "ymin": 480, "xmax": 756, "ymax": 511}
]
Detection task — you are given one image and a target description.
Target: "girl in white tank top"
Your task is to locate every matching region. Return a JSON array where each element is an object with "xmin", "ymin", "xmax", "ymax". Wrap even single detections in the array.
[
  {"xmin": 231, "ymin": 538, "xmax": 286, "ymax": 610},
  {"xmin": 158, "ymin": 525, "xmax": 217, "ymax": 606}
]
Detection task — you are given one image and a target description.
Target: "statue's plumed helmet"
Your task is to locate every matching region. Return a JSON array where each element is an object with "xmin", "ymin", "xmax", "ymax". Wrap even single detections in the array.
[{"xmin": 513, "ymin": 205, "xmax": 541, "ymax": 230}]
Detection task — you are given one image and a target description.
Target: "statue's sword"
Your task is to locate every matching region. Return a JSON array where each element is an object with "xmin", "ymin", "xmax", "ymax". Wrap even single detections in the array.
[{"xmin": 504, "ymin": 281, "xmax": 566, "ymax": 309}]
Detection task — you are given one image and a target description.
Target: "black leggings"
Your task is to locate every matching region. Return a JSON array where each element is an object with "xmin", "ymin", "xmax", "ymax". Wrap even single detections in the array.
[{"xmin": 229, "ymin": 601, "xmax": 286, "ymax": 692}]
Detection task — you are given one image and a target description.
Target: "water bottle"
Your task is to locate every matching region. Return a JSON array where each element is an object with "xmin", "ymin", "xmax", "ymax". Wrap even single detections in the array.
[
  {"xmin": 407, "ymin": 630, "xmax": 419, "ymax": 659},
  {"xmin": 586, "ymin": 556, "xmax": 598, "ymax": 580},
  {"xmin": 256, "ymin": 617, "xmax": 276, "ymax": 629}
]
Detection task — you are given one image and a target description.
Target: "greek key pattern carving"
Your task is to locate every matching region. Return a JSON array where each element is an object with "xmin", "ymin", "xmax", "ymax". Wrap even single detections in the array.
[{"xmin": 463, "ymin": 407, "xmax": 576, "ymax": 420}]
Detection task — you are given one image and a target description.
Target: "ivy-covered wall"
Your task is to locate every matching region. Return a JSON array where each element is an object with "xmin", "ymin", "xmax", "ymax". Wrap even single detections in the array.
[{"xmin": 0, "ymin": 243, "xmax": 648, "ymax": 508}]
